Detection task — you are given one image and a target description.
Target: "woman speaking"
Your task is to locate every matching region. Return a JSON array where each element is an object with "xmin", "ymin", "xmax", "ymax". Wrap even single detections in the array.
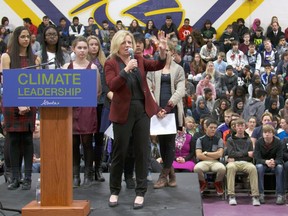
[{"xmin": 104, "ymin": 30, "xmax": 167, "ymax": 209}]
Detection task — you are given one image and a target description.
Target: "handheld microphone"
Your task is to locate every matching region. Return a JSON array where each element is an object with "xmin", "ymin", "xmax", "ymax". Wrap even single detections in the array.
[
  {"xmin": 128, "ymin": 48, "xmax": 138, "ymax": 72},
  {"xmin": 128, "ymin": 48, "xmax": 134, "ymax": 59}
]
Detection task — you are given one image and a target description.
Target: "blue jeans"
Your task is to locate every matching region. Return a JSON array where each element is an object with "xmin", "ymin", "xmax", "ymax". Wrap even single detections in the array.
[
  {"xmin": 256, "ymin": 164, "xmax": 284, "ymax": 195},
  {"xmin": 22, "ymin": 162, "xmax": 40, "ymax": 173},
  {"xmin": 284, "ymin": 161, "xmax": 288, "ymax": 190}
]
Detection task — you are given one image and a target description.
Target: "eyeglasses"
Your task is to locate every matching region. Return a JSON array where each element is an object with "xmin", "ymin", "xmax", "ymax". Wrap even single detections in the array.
[{"xmin": 45, "ymin": 33, "xmax": 58, "ymax": 37}]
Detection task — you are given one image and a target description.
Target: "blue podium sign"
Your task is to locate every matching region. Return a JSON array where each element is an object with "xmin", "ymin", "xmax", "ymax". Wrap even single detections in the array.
[{"xmin": 3, "ymin": 69, "xmax": 97, "ymax": 107}]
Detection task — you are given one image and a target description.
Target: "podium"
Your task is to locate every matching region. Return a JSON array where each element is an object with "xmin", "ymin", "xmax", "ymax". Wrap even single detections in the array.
[
  {"xmin": 3, "ymin": 69, "xmax": 97, "ymax": 216},
  {"xmin": 22, "ymin": 107, "xmax": 90, "ymax": 216}
]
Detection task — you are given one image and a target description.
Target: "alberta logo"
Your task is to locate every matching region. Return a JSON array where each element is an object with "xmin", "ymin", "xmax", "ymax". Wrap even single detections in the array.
[{"xmin": 41, "ymin": 100, "xmax": 60, "ymax": 106}]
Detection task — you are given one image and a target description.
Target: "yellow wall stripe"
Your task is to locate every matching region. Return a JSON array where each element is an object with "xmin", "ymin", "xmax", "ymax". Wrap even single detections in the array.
[
  {"xmin": 4, "ymin": 0, "xmax": 42, "ymax": 26},
  {"xmin": 216, "ymin": 0, "xmax": 264, "ymax": 39}
]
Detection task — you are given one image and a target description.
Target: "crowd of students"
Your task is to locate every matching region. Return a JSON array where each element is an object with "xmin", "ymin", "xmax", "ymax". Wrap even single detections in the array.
[{"xmin": 1, "ymin": 14, "xmax": 288, "ymax": 209}]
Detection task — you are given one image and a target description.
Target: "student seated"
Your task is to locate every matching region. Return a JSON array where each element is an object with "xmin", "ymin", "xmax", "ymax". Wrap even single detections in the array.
[
  {"xmin": 172, "ymin": 118, "xmax": 196, "ymax": 172},
  {"xmin": 194, "ymin": 118, "xmax": 226, "ymax": 195},
  {"xmin": 254, "ymin": 124, "xmax": 285, "ymax": 205},
  {"xmin": 226, "ymin": 118, "xmax": 260, "ymax": 206}
]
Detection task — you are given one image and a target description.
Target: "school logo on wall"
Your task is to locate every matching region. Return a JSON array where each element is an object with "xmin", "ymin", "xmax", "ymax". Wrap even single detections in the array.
[
  {"xmin": 70, "ymin": 0, "xmax": 184, "ymax": 29},
  {"xmin": 4, "ymin": 0, "xmax": 264, "ymax": 32}
]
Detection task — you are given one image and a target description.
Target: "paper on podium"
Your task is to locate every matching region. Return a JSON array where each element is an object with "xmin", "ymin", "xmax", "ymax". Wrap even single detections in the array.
[
  {"xmin": 104, "ymin": 124, "xmax": 114, "ymax": 139},
  {"xmin": 150, "ymin": 113, "xmax": 177, "ymax": 135}
]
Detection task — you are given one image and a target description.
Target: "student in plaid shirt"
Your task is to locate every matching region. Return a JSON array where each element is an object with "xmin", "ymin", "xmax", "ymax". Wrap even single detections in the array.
[{"xmin": 1, "ymin": 26, "xmax": 40, "ymax": 190}]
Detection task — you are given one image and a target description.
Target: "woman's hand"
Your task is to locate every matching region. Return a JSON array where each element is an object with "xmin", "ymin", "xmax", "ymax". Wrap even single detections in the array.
[
  {"xmin": 107, "ymin": 91, "xmax": 113, "ymax": 100},
  {"xmin": 167, "ymin": 100, "xmax": 174, "ymax": 107},
  {"xmin": 156, "ymin": 157, "xmax": 163, "ymax": 163},
  {"xmin": 157, "ymin": 108, "xmax": 166, "ymax": 118},
  {"xmin": 176, "ymin": 157, "xmax": 185, "ymax": 163},
  {"xmin": 18, "ymin": 106, "xmax": 30, "ymax": 115},
  {"xmin": 158, "ymin": 31, "xmax": 168, "ymax": 58},
  {"xmin": 124, "ymin": 59, "xmax": 138, "ymax": 73}
]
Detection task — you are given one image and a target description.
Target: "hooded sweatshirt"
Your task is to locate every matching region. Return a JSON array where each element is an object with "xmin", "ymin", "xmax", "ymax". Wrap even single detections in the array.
[
  {"xmin": 226, "ymin": 132, "xmax": 253, "ymax": 162},
  {"xmin": 242, "ymin": 98, "xmax": 265, "ymax": 125}
]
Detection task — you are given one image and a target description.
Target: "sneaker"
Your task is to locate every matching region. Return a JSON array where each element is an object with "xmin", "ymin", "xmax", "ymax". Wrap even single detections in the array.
[
  {"xmin": 147, "ymin": 172, "xmax": 153, "ymax": 182},
  {"xmin": 252, "ymin": 196, "xmax": 261, "ymax": 206},
  {"xmin": 259, "ymin": 194, "xmax": 265, "ymax": 204},
  {"xmin": 229, "ymin": 196, "xmax": 237, "ymax": 205},
  {"xmin": 125, "ymin": 178, "xmax": 135, "ymax": 189},
  {"xmin": 199, "ymin": 181, "xmax": 207, "ymax": 194},
  {"xmin": 276, "ymin": 195, "xmax": 285, "ymax": 205},
  {"xmin": 214, "ymin": 181, "xmax": 224, "ymax": 195}
]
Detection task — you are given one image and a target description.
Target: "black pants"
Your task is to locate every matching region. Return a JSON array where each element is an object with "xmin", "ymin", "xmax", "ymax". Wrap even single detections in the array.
[
  {"xmin": 4, "ymin": 134, "xmax": 23, "ymax": 170},
  {"xmin": 124, "ymin": 137, "xmax": 152, "ymax": 178},
  {"xmin": 94, "ymin": 104, "xmax": 105, "ymax": 167},
  {"xmin": 9, "ymin": 132, "xmax": 33, "ymax": 180},
  {"xmin": 124, "ymin": 137, "xmax": 135, "ymax": 179},
  {"xmin": 73, "ymin": 134, "xmax": 93, "ymax": 173},
  {"xmin": 158, "ymin": 134, "xmax": 176, "ymax": 169},
  {"xmin": 110, "ymin": 101, "xmax": 150, "ymax": 196}
]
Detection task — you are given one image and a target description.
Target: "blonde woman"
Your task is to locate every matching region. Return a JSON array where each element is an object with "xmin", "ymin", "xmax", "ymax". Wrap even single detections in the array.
[
  {"xmin": 87, "ymin": 35, "xmax": 107, "ymax": 182},
  {"xmin": 104, "ymin": 30, "xmax": 167, "ymax": 209}
]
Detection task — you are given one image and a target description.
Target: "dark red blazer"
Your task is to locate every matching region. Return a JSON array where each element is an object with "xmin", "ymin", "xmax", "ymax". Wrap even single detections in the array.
[{"xmin": 104, "ymin": 54, "xmax": 166, "ymax": 124}]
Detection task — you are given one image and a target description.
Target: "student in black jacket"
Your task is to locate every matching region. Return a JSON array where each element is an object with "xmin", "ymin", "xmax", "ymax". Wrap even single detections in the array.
[{"xmin": 254, "ymin": 124, "xmax": 284, "ymax": 205}]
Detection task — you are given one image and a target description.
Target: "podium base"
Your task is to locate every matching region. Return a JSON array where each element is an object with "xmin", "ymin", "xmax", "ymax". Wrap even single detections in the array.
[{"xmin": 22, "ymin": 200, "xmax": 90, "ymax": 216}]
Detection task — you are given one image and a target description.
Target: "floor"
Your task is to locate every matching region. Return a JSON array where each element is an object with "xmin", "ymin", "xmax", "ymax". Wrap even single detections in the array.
[
  {"xmin": 203, "ymin": 194, "xmax": 288, "ymax": 216},
  {"xmin": 0, "ymin": 173, "xmax": 287, "ymax": 216},
  {"xmin": 0, "ymin": 173, "xmax": 203, "ymax": 216}
]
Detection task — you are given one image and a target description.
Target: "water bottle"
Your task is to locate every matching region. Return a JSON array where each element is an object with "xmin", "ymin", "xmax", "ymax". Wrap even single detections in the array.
[{"xmin": 36, "ymin": 178, "xmax": 41, "ymax": 204}]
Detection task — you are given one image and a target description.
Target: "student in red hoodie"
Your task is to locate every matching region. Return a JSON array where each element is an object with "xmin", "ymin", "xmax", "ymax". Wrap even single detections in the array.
[
  {"xmin": 23, "ymin": 18, "xmax": 38, "ymax": 36},
  {"xmin": 178, "ymin": 18, "xmax": 193, "ymax": 44}
]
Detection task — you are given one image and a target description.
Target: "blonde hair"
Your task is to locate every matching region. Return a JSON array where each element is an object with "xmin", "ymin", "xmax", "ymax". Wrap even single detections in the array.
[
  {"xmin": 262, "ymin": 124, "xmax": 275, "ymax": 134},
  {"xmin": 185, "ymin": 116, "xmax": 195, "ymax": 124},
  {"xmin": 87, "ymin": 35, "xmax": 107, "ymax": 67},
  {"xmin": 261, "ymin": 112, "xmax": 273, "ymax": 121},
  {"xmin": 110, "ymin": 30, "xmax": 136, "ymax": 57},
  {"xmin": 224, "ymin": 108, "xmax": 233, "ymax": 116},
  {"xmin": 167, "ymin": 40, "xmax": 176, "ymax": 53}
]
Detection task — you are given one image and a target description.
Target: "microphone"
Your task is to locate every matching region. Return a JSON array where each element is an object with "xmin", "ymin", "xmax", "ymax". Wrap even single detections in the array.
[
  {"xmin": 128, "ymin": 48, "xmax": 137, "ymax": 72},
  {"xmin": 22, "ymin": 59, "xmax": 55, "ymax": 69},
  {"xmin": 54, "ymin": 57, "xmax": 62, "ymax": 69},
  {"xmin": 128, "ymin": 48, "xmax": 134, "ymax": 59}
]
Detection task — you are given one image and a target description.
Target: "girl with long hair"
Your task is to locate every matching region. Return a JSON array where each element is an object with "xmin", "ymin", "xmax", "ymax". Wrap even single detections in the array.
[
  {"xmin": 87, "ymin": 35, "xmax": 107, "ymax": 182},
  {"xmin": 144, "ymin": 20, "xmax": 158, "ymax": 37},
  {"xmin": 181, "ymin": 34, "xmax": 198, "ymax": 63},
  {"xmin": 266, "ymin": 74, "xmax": 282, "ymax": 96},
  {"xmin": 62, "ymin": 36, "xmax": 101, "ymax": 187},
  {"xmin": 190, "ymin": 53, "xmax": 206, "ymax": 85},
  {"xmin": 37, "ymin": 25, "xmax": 70, "ymax": 69},
  {"xmin": 1, "ymin": 26, "xmax": 40, "ymax": 190}
]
